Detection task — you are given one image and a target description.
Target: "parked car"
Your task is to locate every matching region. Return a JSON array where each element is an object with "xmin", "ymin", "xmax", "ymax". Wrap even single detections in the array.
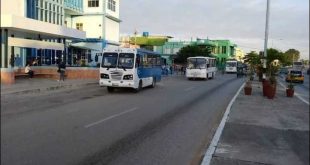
[{"xmin": 286, "ymin": 70, "xmax": 304, "ymax": 83}]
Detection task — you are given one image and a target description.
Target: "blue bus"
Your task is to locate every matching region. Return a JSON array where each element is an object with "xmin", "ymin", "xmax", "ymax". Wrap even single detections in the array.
[{"xmin": 99, "ymin": 48, "xmax": 162, "ymax": 92}]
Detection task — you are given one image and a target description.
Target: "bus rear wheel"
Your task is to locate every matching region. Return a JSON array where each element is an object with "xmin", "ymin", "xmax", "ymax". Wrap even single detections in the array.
[{"xmin": 150, "ymin": 77, "xmax": 156, "ymax": 88}]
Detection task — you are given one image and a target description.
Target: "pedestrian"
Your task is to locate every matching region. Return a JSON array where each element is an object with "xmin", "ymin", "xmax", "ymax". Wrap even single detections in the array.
[
  {"xmin": 170, "ymin": 65, "xmax": 173, "ymax": 75},
  {"xmin": 58, "ymin": 61, "xmax": 66, "ymax": 81},
  {"xmin": 25, "ymin": 63, "xmax": 34, "ymax": 78}
]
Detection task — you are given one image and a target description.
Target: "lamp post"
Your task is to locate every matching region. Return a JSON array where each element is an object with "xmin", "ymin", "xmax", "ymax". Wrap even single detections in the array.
[
  {"xmin": 134, "ymin": 29, "xmax": 138, "ymax": 48},
  {"xmin": 263, "ymin": 0, "xmax": 270, "ymax": 79}
]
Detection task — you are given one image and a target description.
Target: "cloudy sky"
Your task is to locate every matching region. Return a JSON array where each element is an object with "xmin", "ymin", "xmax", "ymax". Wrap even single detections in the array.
[{"xmin": 120, "ymin": 0, "xmax": 309, "ymax": 59}]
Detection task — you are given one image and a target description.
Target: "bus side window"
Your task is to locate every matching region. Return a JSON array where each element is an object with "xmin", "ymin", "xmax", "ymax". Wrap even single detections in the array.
[{"xmin": 136, "ymin": 54, "xmax": 140, "ymax": 68}]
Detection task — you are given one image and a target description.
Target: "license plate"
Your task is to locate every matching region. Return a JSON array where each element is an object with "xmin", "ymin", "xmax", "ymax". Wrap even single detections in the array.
[{"xmin": 112, "ymin": 83, "xmax": 119, "ymax": 86}]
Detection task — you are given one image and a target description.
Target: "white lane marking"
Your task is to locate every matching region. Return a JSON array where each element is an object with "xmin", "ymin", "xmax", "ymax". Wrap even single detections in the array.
[
  {"xmin": 201, "ymin": 82, "xmax": 245, "ymax": 165},
  {"xmin": 184, "ymin": 87, "xmax": 195, "ymax": 91},
  {"xmin": 84, "ymin": 107, "xmax": 138, "ymax": 128},
  {"xmin": 278, "ymin": 82, "xmax": 309, "ymax": 105}
]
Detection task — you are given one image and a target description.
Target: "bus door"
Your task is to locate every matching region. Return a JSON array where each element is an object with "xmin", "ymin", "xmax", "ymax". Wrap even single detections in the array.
[{"xmin": 136, "ymin": 54, "xmax": 142, "ymax": 78}]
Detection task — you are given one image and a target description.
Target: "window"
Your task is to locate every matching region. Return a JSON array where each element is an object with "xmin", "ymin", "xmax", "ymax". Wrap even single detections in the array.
[
  {"xmin": 57, "ymin": 14, "xmax": 59, "ymax": 24},
  {"xmin": 76, "ymin": 23, "xmax": 83, "ymax": 30},
  {"xmin": 222, "ymin": 46, "xmax": 226, "ymax": 54},
  {"xmin": 53, "ymin": 13, "xmax": 56, "ymax": 23},
  {"xmin": 49, "ymin": 11, "xmax": 52, "ymax": 23},
  {"xmin": 88, "ymin": 0, "xmax": 99, "ymax": 7},
  {"xmin": 45, "ymin": 10, "xmax": 48, "ymax": 22},
  {"xmin": 40, "ymin": 9, "xmax": 44, "ymax": 21},
  {"xmin": 108, "ymin": 0, "xmax": 116, "ymax": 11}
]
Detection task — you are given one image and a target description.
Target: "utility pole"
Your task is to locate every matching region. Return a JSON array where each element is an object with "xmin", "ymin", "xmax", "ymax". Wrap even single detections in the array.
[{"xmin": 263, "ymin": 0, "xmax": 270, "ymax": 79}]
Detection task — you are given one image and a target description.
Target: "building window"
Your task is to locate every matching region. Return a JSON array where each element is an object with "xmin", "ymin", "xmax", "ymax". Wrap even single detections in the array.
[
  {"xmin": 45, "ymin": 10, "xmax": 48, "ymax": 22},
  {"xmin": 222, "ymin": 46, "xmax": 226, "ymax": 54},
  {"xmin": 53, "ymin": 13, "xmax": 56, "ymax": 23},
  {"xmin": 88, "ymin": 0, "xmax": 99, "ymax": 7},
  {"xmin": 49, "ymin": 11, "xmax": 52, "ymax": 23},
  {"xmin": 76, "ymin": 23, "xmax": 83, "ymax": 30},
  {"xmin": 40, "ymin": 9, "xmax": 44, "ymax": 21},
  {"xmin": 108, "ymin": 0, "xmax": 116, "ymax": 11}
]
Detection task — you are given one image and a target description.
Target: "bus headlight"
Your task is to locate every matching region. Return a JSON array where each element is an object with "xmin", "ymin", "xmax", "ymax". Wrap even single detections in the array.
[
  {"xmin": 101, "ymin": 73, "xmax": 109, "ymax": 79},
  {"xmin": 123, "ymin": 74, "xmax": 133, "ymax": 80}
]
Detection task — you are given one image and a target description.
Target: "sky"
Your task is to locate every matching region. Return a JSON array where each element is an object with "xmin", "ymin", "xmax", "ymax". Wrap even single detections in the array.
[{"xmin": 120, "ymin": 0, "xmax": 309, "ymax": 60}]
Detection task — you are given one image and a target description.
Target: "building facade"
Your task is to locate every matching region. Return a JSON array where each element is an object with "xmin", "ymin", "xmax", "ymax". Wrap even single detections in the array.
[
  {"xmin": 1, "ymin": 0, "xmax": 121, "ymax": 69},
  {"xmin": 155, "ymin": 39, "xmax": 241, "ymax": 66},
  {"xmin": 66, "ymin": 0, "xmax": 121, "ymax": 67},
  {"xmin": 0, "ymin": 0, "xmax": 86, "ymax": 69}
]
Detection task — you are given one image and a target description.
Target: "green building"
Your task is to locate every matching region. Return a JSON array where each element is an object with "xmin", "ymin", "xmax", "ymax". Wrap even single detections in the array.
[{"xmin": 154, "ymin": 39, "xmax": 237, "ymax": 66}]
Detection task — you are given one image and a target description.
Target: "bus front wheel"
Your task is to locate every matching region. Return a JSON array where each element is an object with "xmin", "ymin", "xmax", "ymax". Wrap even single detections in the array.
[{"xmin": 134, "ymin": 81, "xmax": 142, "ymax": 93}]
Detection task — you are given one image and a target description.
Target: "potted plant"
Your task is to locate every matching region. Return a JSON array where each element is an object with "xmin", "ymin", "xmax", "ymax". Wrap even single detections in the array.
[
  {"xmin": 266, "ymin": 75, "xmax": 276, "ymax": 99},
  {"xmin": 244, "ymin": 81, "xmax": 252, "ymax": 95},
  {"xmin": 265, "ymin": 60, "xmax": 279, "ymax": 99},
  {"xmin": 286, "ymin": 78, "xmax": 294, "ymax": 97}
]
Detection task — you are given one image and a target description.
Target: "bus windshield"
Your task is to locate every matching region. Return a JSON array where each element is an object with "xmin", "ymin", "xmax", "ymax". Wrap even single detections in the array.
[
  {"xmin": 187, "ymin": 58, "xmax": 206, "ymax": 69},
  {"xmin": 118, "ymin": 53, "xmax": 135, "ymax": 69},
  {"xmin": 102, "ymin": 53, "xmax": 118, "ymax": 68},
  {"xmin": 226, "ymin": 61, "xmax": 237, "ymax": 67}
]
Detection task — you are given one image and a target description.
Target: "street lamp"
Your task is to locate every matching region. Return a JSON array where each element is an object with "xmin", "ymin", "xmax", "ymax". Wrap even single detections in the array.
[{"xmin": 263, "ymin": 0, "xmax": 270, "ymax": 79}]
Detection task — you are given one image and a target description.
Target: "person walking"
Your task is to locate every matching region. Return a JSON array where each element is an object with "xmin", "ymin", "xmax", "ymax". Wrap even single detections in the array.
[
  {"xmin": 58, "ymin": 61, "xmax": 66, "ymax": 81},
  {"xmin": 25, "ymin": 63, "xmax": 34, "ymax": 78}
]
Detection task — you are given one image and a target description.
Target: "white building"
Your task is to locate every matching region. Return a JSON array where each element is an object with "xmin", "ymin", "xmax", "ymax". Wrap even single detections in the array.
[
  {"xmin": 1, "ymin": 0, "xmax": 121, "ymax": 68},
  {"xmin": 0, "ymin": 0, "xmax": 86, "ymax": 68},
  {"xmin": 65, "ymin": 0, "xmax": 121, "ymax": 67}
]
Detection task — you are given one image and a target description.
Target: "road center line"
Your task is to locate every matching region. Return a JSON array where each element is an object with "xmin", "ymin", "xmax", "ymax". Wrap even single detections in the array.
[{"xmin": 84, "ymin": 107, "xmax": 139, "ymax": 128}]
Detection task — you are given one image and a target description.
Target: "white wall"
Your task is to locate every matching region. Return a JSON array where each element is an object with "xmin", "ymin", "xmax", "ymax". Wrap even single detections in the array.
[
  {"xmin": 105, "ymin": 0, "xmax": 119, "ymax": 19},
  {"xmin": 82, "ymin": 0, "xmax": 119, "ymax": 19},
  {"xmin": 104, "ymin": 17, "xmax": 119, "ymax": 42},
  {"xmin": 83, "ymin": 0, "xmax": 105, "ymax": 13},
  {"xmin": 72, "ymin": 15, "xmax": 104, "ymax": 38},
  {"xmin": 1, "ymin": 0, "xmax": 26, "ymax": 17}
]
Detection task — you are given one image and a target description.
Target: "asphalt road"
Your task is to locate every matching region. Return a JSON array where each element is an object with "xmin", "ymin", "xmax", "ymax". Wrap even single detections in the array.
[
  {"xmin": 1, "ymin": 73, "xmax": 244, "ymax": 165},
  {"xmin": 278, "ymin": 72, "xmax": 309, "ymax": 104}
]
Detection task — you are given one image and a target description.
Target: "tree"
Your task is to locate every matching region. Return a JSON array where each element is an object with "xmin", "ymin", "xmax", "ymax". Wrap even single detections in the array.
[
  {"xmin": 266, "ymin": 48, "xmax": 284, "ymax": 65},
  {"xmin": 243, "ymin": 51, "xmax": 261, "ymax": 80},
  {"xmin": 243, "ymin": 51, "xmax": 261, "ymax": 67},
  {"xmin": 283, "ymin": 49, "xmax": 300, "ymax": 66},
  {"xmin": 175, "ymin": 45, "xmax": 211, "ymax": 64}
]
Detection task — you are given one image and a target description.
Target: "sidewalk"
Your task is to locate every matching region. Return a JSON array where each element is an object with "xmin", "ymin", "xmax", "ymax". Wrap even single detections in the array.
[
  {"xmin": 1, "ymin": 78, "xmax": 98, "ymax": 95},
  {"xmin": 209, "ymin": 80, "xmax": 309, "ymax": 165},
  {"xmin": 1, "ymin": 73, "xmax": 180, "ymax": 96}
]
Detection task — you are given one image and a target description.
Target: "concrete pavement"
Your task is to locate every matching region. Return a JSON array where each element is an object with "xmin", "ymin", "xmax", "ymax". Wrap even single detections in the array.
[
  {"xmin": 206, "ymin": 79, "xmax": 309, "ymax": 165},
  {"xmin": 1, "ymin": 78, "xmax": 98, "ymax": 95},
  {"xmin": 0, "ymin": 73, "xmax": 179, "ymax": 96}
]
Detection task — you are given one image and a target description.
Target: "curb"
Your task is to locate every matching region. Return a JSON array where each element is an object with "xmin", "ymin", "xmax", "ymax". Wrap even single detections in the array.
[
  {"xmin": 200, "ymin": 82, "xmax": 245, "ymax": 165},
  {"xmin": 1, "ymin": 82, "xmax": 98, "ymax": 96}
]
